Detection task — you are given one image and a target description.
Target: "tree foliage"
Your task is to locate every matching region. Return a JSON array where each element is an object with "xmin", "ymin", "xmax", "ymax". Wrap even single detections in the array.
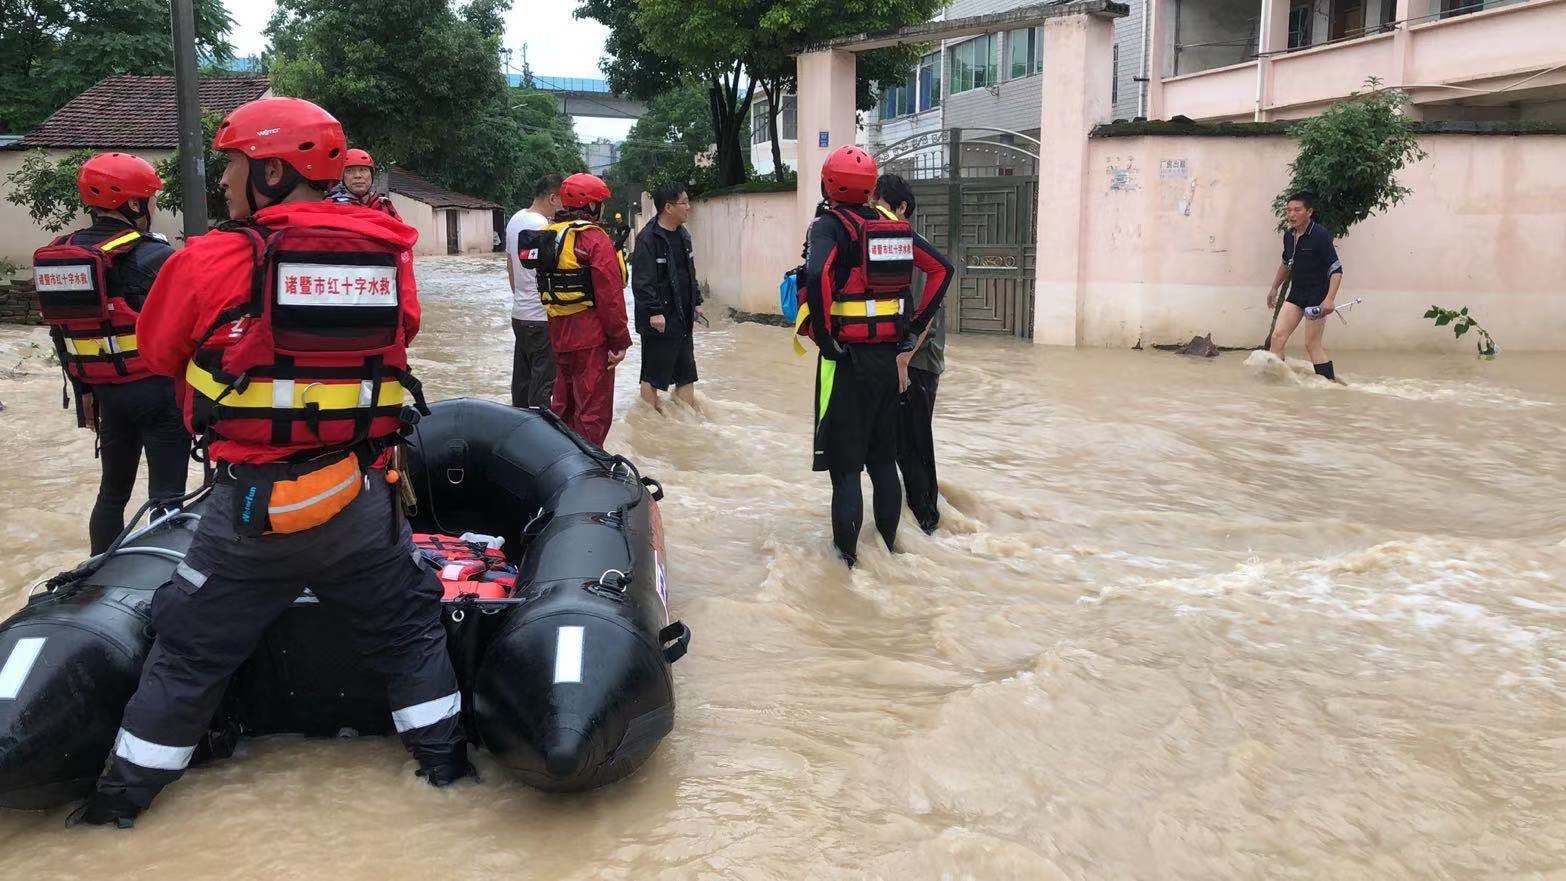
[
  {"xmin": 267, "ymin": 0, "xmax": 508, "ymax": 166},
  {"xmin": 581, "ymin": 0, "xmax": 942, "ymax": 189},
  {"xmin": 266, "ymin": 0, "xmax": 581, "ymax": 209},
  {"xmin": 1274, "ymin": 82, "xmax": 1427, "ymax": 238},
  {"xmin": 605, "ymin": 81, "xmax": 717, "ymax": 214},
  {"xmin": 0, "ymin": 0, "xmax": 235, "ymax": 134},
  {"xmin": 154, "ymin": 113, "xmax": 230, "ymax": 224},
  {"xmin": 1425, "ymin": 305, "xmax": 1498, "ymax": 358},
  {"xmin": 414, "ymin": 88, "xmax": 585, "ymax": 210},
  {"xmin": 3, "ymin": 149, "xmax": 91, "ymax": 233}
]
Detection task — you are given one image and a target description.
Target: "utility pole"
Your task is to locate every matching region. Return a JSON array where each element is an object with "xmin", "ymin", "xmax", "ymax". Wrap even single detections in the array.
[{"xmin": 170, "ymin": 0, "xmax": 207, "ymax": 237}]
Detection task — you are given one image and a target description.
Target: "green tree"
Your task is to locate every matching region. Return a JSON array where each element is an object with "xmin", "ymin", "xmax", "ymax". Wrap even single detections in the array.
[
  {"xmin": 1265, "ymin": 81, "xmax": 1426, "ymax": 341},
  {"xmin": 3, "ymin": 149, "xmax": 92, "ymax": 233},
  {"xmin": 154, "ymin": 113, "xmax": 231, "ymax": 224},
  {"xmin": 266, "ymin": 0, "xmax": 508, "ymax": 166},
  {"xmin": 415, "ymin": 87, "xmax": 585, "ymax": 211},
  {"xmin": 581, "ymin": 0, "xmax": 941, "ymax": 189},
  {"xmin": 0, "ymin": 1, "xmax": 235, "ymax": 133},
  {"xmin": 607, "ymin": 81, "xmax": 715, "ymax": 211}
]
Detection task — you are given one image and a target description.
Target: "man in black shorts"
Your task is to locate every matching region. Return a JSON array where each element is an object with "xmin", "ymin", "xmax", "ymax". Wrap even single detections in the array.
[
  {"xmin": 631, "ymin": 182, "xmax": 703, "ymax": 412},
  {"xmin": 1266, "ymin": 192, "xmax": 1344, "ymax": 381},
  {"xmin": 799, "ymin": 147, "xmax": 951, "ymax": 567}
]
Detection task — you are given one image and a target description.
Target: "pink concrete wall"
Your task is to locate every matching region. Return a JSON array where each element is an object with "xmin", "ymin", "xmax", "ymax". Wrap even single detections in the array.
[
  {"xmin": 1062, "ymin": 133, "xmax": 1566, "ymax": 351},
  {"xmin": 682, "ymin": 189, "xmax": 800, "ymax": 314}
]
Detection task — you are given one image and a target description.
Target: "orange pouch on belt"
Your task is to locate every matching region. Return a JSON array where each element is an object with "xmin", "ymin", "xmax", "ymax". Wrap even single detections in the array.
[{"xmin": 232, "ymin": 453, "xmax": 365, "ymax": 536}]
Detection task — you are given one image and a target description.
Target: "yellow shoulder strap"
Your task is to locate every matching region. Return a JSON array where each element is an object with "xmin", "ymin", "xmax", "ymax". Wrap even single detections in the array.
[
  {"xmin": 100, "ymin": 230, "xmax": 142, "ymax": 252},
  {"xmin": 874, "ymin": 205, "xmax": 898, "ymax": 221}
]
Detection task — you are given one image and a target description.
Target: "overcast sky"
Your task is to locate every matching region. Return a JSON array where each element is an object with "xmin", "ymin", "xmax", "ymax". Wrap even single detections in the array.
[{"xmin": 224, "ymin": 1, "xmax": 634, "ymax": 141}]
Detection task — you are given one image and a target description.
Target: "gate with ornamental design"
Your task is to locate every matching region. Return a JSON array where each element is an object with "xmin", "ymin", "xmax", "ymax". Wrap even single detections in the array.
[{"xmin": 874, "ymin": 128, "xmax": 1039, "ymax": 339}]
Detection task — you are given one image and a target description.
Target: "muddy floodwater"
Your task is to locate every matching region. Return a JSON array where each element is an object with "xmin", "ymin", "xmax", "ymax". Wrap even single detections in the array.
[{"xmin": 1, "ymin": 254, "xmax": 1563, "ymax": 880}]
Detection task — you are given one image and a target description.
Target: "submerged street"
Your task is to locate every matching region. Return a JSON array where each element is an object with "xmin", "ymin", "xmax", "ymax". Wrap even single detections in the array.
[{"xmin": 0, "ymin": 254, "xmax": 1562, "ymax": 879}]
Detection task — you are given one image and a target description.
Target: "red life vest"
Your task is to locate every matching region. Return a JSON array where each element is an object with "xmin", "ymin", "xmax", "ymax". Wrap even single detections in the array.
[
  {"xmin": 185, "ymin": 222, "xmax": 425, "ymax": 454},
  {"xmin": 819, "ymin": 207, "xmax": 914, "ymax": 346},
  {"xmin": 32, "ymin": 229, "xmax": 153, "ymax": 388},
  {"xmin": 412, "ymin": 533, "xmax": 518, "ymax": 600}
]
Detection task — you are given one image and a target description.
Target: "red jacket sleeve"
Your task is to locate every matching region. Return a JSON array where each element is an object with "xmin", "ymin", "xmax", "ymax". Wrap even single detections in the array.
[
  {"xmin": 580, "ymin": 228, "xmax": 632, "ymax": 352},
  {"xmin": 398, "ymin": 249, "xmax": 420, "ymax": 344},
  {"xmin": 134, "ymin": 248, "xmax": 201, "ymax": 378},
  {"xmin": 909, "ymin": 233, "xmax": 953, "ymax": 336}
]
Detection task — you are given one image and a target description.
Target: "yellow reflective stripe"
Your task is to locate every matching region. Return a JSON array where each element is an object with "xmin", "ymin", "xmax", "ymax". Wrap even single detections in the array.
[
  {"xmin": 64, "ymin": 333, "xmax": 138, "ymax": 356},
  {"xmin": 829, "ymin": 298, "xmax": 904, "ymax": 318},
  {"xmin": 100, "ymin": 231, "xmax": 142, "ymax": 252},
  {"xmin": 816, "ymin": 356, "xmax": 837, "ymax": 428},
  {"xmin": 545, "ymin": 303, "xmax": 593, "ymax": 318},
  {"xmin": 185, "ymin": 363, "xmax": 404, "ymax": 410},
  {"xmin": 874, "ymin": 205, "xmax": 898, "ymax": 220}
]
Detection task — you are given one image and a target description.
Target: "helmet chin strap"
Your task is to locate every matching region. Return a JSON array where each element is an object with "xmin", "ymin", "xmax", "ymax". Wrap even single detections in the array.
[{"xmin": 245, "ymin": 157, "xmax": 304, "ymax": 216}]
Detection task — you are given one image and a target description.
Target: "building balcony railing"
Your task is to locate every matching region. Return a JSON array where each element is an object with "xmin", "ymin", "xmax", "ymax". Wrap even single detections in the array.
[{"xmin": 1157, "ymin": 0, "xmax": 1566, "ymax": 121}]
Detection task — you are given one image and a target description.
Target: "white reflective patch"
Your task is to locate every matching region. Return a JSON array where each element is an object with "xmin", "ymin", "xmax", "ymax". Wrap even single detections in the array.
[
  {"xmin": 391, "ymin": 691, "xmax": 461, "ymax": 732},
  {"xmin": 867, "ymin": 237, "xmax": 913, "ymax": 262},
  {"xmin": 34, "ymin": 265, "xmax": 96, "ymax": 292},
  {"xmin": 114, "ymin": 728, "xmax": 195, "ymax": 771},
  {"xmin": 440, "ymin": 563, "xmax": 465, "ymax": 582},
  {"xmin": 357, "ymin": 380, "xmax": 374, "ymax": 408},
  {"xmin": 0, "ymin": 637, "xmax": 46, "ymax": 700},
  {"xmin": 271, "ymin": 378, "xmax": 294, "ymax": 410},
  {"xmin": 174, "ymin": 562, "xmax": 207, "ymax": 590},
  {"xmin": 276, "ymin": 262, "xmax": 398, "ymax": 307},
  {"xmin": 554, "ymin": 625, "xmax": 584, "ymax": 684}
]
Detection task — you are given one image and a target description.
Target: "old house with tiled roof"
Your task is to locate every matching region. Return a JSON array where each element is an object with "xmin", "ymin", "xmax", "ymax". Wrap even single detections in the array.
[
  {"xmin": 0, "ymin": 75, "xmax": 272, "ymax": 265},
  {"xmin": 386, "ymin": 169, "xmax": 501, "ymax": 257}
]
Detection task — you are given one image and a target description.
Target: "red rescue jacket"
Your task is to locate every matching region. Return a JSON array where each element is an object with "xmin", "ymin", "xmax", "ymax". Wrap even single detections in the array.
[{"xmin": 137, "ymin": 201, "xmax": 422, "ymax": 465}]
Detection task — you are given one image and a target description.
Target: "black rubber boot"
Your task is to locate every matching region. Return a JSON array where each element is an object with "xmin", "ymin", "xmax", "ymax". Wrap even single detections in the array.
[
  {"xmin": 66, "ymin": 788, "xmax": 142, "ymax": 829},
  {"xmin": 416, "ymin": 744, "xmax": 478, "ymax": 788},
  {"xmin": 1313, "ymin": 361, "xmax": 1336, "ymax": 381}
]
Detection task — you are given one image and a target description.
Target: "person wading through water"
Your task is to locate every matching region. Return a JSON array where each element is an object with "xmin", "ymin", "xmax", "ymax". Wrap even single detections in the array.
[
  {"xmin": 797, "ymin": 146, "xmax": 952, "ymax": 567},
  {"xmin": 1265, "ymin": 192, "xmax": 1344, "ymax": 381}
]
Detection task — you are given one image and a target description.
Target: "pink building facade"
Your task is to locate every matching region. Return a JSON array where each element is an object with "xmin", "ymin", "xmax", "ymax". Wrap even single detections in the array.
[{"xmin": 1149, "ymin": 0, "xmax": 1566, "ymax": 123}]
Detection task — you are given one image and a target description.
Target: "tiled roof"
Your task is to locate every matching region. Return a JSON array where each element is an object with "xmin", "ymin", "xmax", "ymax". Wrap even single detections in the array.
[
  {"xmin": 388, "ymin": 169, "xmax": 500, "ymax": 210},
  {"xmin": 9, "ymin": 75, "xmax": 271, "ymax": 150}
]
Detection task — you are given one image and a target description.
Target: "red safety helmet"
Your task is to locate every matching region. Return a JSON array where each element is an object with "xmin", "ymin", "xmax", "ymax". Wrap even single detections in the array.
[
  {"xmin": 212, "ymin": 97, "xmax": 347, "ymax": 183},
  {"xmin": 78, "ymin": 152, "xmax": 163, "ymax": 210},
  {"xmin": 821, "ymin": 145, "xmax": 877, "ymax": 205},
  {"xmin": 560, "ymin": 173, "xmax": 611, "ymax": 209},
  {"xmin": 344, "ymin": 148, "xmax": 375, "ymax": 169}
]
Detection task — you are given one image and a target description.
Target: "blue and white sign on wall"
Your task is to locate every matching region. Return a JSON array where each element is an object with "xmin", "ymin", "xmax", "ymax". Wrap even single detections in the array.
[{"xmin": 818, "ymin": 131, "xmax": 829, "ymax": 148}]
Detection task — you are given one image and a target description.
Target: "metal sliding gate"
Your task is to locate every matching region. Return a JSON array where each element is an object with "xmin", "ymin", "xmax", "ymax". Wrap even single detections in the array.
[{"xmin": 875, "ymin": 128, "xmax": 1040, "ymax": 339}]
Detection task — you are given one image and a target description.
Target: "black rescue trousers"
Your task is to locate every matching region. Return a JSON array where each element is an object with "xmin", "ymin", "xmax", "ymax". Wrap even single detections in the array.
[
  {"xmin": 895, "ymin": 366, "xmax": 940, "ymax": 534},
  {"xmin": 814, "ymin": 344, "xmax": 902, "ymax": 564},
  {"xmin": 511, "ymin": 319, "xmax": 557, "ymax": 409},
  {"xmin": 88, "ymin": 377, "xmax": 191, "ymax": 554},
  {"xmin": 94, "ymin": 468, "xmax": 465, "ymax": 814}
]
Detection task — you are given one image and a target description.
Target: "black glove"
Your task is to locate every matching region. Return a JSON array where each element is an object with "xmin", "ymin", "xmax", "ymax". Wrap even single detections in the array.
[{"xmin": 819, "ymin": 336, "xmax": 847, "ymax": 362}]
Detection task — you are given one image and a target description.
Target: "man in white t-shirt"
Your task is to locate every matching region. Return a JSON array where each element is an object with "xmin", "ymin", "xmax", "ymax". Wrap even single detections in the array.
[{"xmin": 504, "ymin": 174, "xmax": 564, "ymax": 408}]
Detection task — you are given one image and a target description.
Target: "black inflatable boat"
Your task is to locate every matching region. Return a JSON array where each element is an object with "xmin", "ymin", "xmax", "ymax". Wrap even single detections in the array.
[{"xmin": 0, "ymin": 399, "xmax": 689, "ymax": 810}]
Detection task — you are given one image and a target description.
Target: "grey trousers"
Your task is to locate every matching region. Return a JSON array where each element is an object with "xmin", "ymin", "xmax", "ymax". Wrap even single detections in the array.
[{"xmin": 96, "ymin": 470, "xmax": 463, "ymax": 809}]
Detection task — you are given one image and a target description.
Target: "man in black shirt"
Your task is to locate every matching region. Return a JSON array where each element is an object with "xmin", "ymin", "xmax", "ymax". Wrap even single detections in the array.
[
  {"xmin": 631, "ymin": 182, "xmax": 704, "ymax": 413},
  {"xmin": 1266, "ymin": 192, "xmax": 1344, "ymax": 381}
]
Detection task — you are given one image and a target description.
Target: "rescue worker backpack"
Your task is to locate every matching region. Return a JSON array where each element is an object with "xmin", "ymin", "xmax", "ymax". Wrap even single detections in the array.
[
  {"xmin": 32, "ymin": 230, "xmax": 155, "ymax": 391},
  {"xmin": 517, "ymin": 220, "xmax": 627, "ymax": 318},
  {"xmin": 185, "ymin": 221, "xmax": 426, "ymax": 453},
  {"xmin": 795, "ymin": 207, "xmax": 915, "ymax": 350}
]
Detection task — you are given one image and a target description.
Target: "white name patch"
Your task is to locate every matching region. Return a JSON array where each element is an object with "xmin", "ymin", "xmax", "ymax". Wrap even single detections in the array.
[
  {"xmin": 867, "ymin": 237, "xmax": 914, "ymax": 262},
  {"xmin": 276, "ymin": 262, "xmax": 399, "ymax": 307},
  {"xmin": 34, "ymin": 265, "xmax": 96, "ymax": 292}
]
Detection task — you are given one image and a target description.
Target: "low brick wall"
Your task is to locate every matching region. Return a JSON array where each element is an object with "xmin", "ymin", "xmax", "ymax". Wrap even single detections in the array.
[{"xmin": 0, "ymin": 280, "xmax": 42, "ymax": 326}]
